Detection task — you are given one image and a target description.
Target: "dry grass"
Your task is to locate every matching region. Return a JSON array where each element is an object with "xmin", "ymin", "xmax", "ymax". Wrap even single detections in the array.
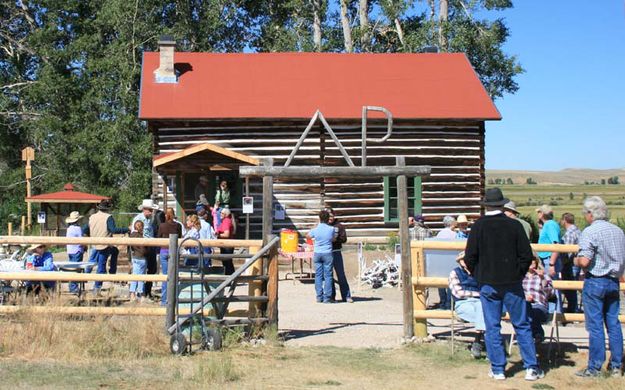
[{"xmin": 0, "ymin": 309, "xmax": 624, "ymax": 389}]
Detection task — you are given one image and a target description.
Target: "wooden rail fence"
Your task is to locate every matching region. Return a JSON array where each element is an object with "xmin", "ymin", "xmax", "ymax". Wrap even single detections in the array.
[
  {"xmin": 410, "ymin": 241, "xmax": 625, "ymax": 338},
  {"xmin": 0, "ymin": 235, "xmax": 265, "ymax": 319}
]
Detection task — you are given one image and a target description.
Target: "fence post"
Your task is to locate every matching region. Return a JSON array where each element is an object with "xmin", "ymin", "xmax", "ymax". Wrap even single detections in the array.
[
  {"xmin": 166, "ymin": 234, "xmax": 178, "ymax": 330},
  {"xmin": 412, "ymin": 243, "xmax": 428, "ymax": 338},
  {"xmin": 397, "ymin": 156, "xmax": 414, "ymax": 339},
  {"xmin": 266, "ymin": 236, "xmax": 279, "ymax": 326},
  {"xmin": 7, "ymin": 223, "xmax": 12, "ymax": 236}
]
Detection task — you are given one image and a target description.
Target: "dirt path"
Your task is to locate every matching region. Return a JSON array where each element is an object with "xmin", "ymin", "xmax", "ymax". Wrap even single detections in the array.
[{"xmin": 278, "ymin": 248, "xmax": 593, "ymax": 350}]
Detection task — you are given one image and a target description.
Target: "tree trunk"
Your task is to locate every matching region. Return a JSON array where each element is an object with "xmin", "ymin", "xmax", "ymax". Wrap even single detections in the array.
[
  {"xmin": 359, "ymin": 0, "xmax": 369, "ymax": 51},
  {"xmin": 340, "ymin": 0, "xmax": 353, "ymax": 53},
  {"xmin": 428, "ymin": 0, "xmax": 436, "ymax": 21},
  {"xmin": 439, "ymin": 0, "xmax": 448, "ymax": 50},
  {"xmin": 312, "ymin": 0, "xmax": 322, "ymax": 51},
  {"xmin": 394, "ymin": 18, "xmax": 405, "ymax": 49}
]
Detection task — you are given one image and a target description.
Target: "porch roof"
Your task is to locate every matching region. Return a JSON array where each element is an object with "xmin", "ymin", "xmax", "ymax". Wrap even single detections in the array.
[{"xmin": 153, "ymin": 143, "xmax": 260, "ymax": 173}]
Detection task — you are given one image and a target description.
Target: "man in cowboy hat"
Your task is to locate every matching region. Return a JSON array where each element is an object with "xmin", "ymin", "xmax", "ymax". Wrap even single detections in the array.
[
  {"xmin": 464, "ymin": 188, "xmax": 544, "ymax": 381},
  {"xmin": 83, "ymin": 199, "xmax": 129, "ymax": 293},
  {"xmin": 65, "ymin": 211, "xmax": 84, "ymax": 294},
  {"xmin": 503, "ymin": 201, "xmax": 532, "ymax": 239},
  {"xmin": 24, "ymin": 243, "xmax": 56, "ymax": 294},
  {"xmin": 132, "ymin": 199, "xmax": 159, "ymax": 298}
]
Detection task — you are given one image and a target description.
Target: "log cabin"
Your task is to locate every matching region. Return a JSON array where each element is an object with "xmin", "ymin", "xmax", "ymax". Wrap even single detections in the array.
[{"xmin": 139, "ymin": 39, "xmax": 501, "ymax": 239}]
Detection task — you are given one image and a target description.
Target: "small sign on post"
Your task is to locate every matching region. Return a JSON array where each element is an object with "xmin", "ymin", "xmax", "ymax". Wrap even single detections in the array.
[
  {"xmin": 242, "ymin": 196, "xmax": 254, "ymax": 214},
  {"xmin": 37, "ymin": 211, "xmax": 46, "ymax": 224}
]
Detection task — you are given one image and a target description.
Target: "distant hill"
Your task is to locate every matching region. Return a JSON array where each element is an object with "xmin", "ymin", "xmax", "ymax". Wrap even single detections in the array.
[{"xmin": 487, "ymin": 168, "xmax": 625, "ymax": 185}]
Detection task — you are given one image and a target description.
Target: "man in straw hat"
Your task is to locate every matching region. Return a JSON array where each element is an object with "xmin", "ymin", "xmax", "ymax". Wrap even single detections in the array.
[
  {"xmin": 24, "ymin": 243, "xmax": 56, "ymax": 294},
  {"xmin": 83, "ymin": 199, "xmax": 129, "ymax": 294},
  {"xmin": 464, "ymin": 188, "xmax": 544, "ymax": 381},
  {"xmin": 65, "ymin": 211, "xmax": 84, "ymax": 294}
]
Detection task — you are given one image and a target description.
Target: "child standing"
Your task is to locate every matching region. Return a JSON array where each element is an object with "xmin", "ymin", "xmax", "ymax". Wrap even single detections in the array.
[
  {"xmin": 522, "ymin": 258, "xmax": 554, "ymax": 343},
  {"xmin": 129, "ymin": 220, "xmax": 148, "ymax": 301}
]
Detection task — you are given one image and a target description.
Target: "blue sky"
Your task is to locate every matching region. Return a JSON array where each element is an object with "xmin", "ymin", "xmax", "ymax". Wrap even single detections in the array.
[{"xmin": 483, "ymin": 1, "xmax": 625, "ymax": 170}]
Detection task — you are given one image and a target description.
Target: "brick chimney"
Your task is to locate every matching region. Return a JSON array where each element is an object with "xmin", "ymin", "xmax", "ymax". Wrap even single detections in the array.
[{"xmin": 154, "ymin": 36, "xmax": 177, "ymax": 83}]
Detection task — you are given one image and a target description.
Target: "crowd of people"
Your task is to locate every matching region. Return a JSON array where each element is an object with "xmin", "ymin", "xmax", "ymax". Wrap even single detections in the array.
[
  {"xmin": 23, "ymin": 178, "xmax": 238, "ymax": 305},
  {"xmin": 416, "ymin": 188, "xmax": 625, "ymax": 381}
]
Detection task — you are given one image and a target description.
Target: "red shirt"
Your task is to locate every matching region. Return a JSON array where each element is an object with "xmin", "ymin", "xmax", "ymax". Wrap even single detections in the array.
[{"xmin": 217, "ymin": 217, "xmax": 234, "ymax": 237}]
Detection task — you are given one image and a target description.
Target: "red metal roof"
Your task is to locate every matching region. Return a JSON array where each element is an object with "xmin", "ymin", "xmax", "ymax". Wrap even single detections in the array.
[
  {"xmin": 26, "ymin": 183, "xmax": 110, "ymax": 204},
  {"xmin": 139, "ymin": 52, "xmax": 501, "ymax": 121}
]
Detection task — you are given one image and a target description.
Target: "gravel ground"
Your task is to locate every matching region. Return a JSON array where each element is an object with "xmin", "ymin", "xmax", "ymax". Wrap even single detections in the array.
[{"xmin": 278, "ymin": 248, "xmax": 595, "ymax": 350}]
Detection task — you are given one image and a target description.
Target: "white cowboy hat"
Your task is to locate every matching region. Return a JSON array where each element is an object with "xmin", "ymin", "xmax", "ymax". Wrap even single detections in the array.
[
  {"xmin": 28, "ymin": 243, "xmax": 45, "ymax": 252},
  {"xmin": 137, "ymin": 199, "xmax": 159, "ymax": 211},
  {"xmin": 65, "ymin": 211, "xmax": 83, "ymax": 224},
  {"xmin": 457, "ymin": 214, "xmax": 468, "ymax": 224}
]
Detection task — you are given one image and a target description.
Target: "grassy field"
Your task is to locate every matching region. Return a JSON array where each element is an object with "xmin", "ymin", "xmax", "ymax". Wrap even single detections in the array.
[
  {"xmin": 489, "ymin": 184, "xmax": 625, "ymax": 223},
  {"xmin": 0, "ymin": 310, "xmax": 623, "ymax": 389}
]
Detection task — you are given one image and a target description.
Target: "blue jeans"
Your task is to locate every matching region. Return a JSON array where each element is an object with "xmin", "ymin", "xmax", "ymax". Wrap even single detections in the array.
[
  {"xmin": 480, "ymin": 283, "xmax": 539, "ymax": 374},
  {"xmin": 583, "ymin": 277, "xmax": 623, "ymax": 371},
  {"xmin": 314, "ymin": 252, "xmax": 334, "ymax": 302},
  {"xmin": 455, "ymin": 298, "xmax": 486, "ymax": 331},
  {"xmin": 561, "ymin": 262, "xmax": 579, "ymax": 313},
  {"xmin": 160, "ymin": 253, "xmax": 169, "ymax": 305},
  {"xmin": 93, "ymin": 246, "xmax": 118, "ymax": 290},
  {"xmin": 541, "ymin": 257, "xmax": 562, "ymax": 313},
  {"xmin": 129, "ymin": 258, "xmax": 147, "ymax": 294},
  {"xmin": 438, "ymin": 288, "xmax": 452, "ymax": 310},
  {"xmin": 528, "ymin": 304, "xmax": 548, "ymax": 340},
  {"xmin": 331, "ymin": 251, "xmax": 351, "ymax": 301},
  {"xmin": 68, "ymin": 252, "xmax": 84, "ymax": 293}
]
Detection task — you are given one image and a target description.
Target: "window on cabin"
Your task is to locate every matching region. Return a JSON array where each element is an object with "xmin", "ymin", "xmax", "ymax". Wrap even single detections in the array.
[{"xmin": 383, "ymin": 176, "xmax": 422, "ymax": 222}]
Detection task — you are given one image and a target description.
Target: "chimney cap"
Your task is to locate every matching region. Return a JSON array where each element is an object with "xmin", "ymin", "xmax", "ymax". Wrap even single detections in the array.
[{"xmin": 157, "ymin": 35, "xmax": 176, "ymax": 45}]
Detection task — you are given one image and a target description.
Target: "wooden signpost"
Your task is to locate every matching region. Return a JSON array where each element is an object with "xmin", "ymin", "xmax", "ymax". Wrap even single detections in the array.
[{"xmin": 21, "ymin": 147, "xmax": 35, "ymax": 228}]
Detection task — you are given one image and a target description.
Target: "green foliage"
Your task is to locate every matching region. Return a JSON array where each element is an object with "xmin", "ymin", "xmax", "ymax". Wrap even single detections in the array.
[
  {"xmin": 1, "ymin": 1, "xmax": 523, "ymax": 219},
  {"xmin": 387, "ymin": 231, "xmax": 400, "ymax": 251},
  {"xmin": 526, "ymin": 177, "xmax": 537, "ymax": 185}
]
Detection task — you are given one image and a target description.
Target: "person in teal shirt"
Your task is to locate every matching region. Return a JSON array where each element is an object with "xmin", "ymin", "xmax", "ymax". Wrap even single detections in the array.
[{"xmin": 536, "ymin": 205, "xmax": 562, "ymax": 312}]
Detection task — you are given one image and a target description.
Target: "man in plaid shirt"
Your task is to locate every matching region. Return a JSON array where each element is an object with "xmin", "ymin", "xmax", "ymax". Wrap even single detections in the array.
[
  {"xmin": 574, "ymin": 196, "xmax": 625, "ymax": 378},
  {"xmin": 409, "ymin": 214, "xmax": 431, "ymax": 241},
  {"xmin": 560, "ymin": 213, "xmax": 581, "ymax": 313}
]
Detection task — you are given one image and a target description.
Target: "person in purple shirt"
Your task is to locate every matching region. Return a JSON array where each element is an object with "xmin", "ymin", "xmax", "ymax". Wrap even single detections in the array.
[{"xmin": 65, "ymin": 211, "xmax": 84, "ymax": 294}]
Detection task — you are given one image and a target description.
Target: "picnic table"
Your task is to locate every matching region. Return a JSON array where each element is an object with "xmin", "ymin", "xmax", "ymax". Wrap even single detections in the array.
[{"xmin": 279, "ymin": 245, "xmax": 315, "ymax": 283}]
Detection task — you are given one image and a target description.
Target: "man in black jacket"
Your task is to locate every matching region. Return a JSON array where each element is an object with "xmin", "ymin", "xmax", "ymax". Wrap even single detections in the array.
[{"xmin": 465, "ymin": 188, "xmax": 544, "ymax": 381}]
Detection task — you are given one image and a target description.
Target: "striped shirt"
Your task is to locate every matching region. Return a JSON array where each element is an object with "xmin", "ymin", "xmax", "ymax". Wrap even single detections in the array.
[{"xmin": 578, "ymin": 220, "xmax": 625, "ymax": 279}]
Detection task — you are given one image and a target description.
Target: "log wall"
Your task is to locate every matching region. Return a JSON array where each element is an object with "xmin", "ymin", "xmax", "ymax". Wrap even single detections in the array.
[{"xmin": 150, "ymin": 120, "xmax": 485, "ymax": 238}]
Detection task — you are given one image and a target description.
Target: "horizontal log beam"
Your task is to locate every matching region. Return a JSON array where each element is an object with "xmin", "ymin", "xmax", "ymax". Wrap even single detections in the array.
[
  {"xmin": 240, "ymin": 165, "xmax": 431, "ymax": 178},
  {"xmin": 413, "ymin": 310, "xmax": 625, "ymax": 323},
  {"xmin": 0, "ymin": 306, "xmax": 250, "ymax": 317},
  {"xmin": 0, "ymin": 236, "xmax": 263, "ymax": 248},
  {"xmin": 0, "ymin": 271, "xmax": 167, "ymax": 282},
  {"xmin": 412, "ymin": 277, "xmax": 625, "ymax": 291},
  {"xmin": 410, "ymin": 240, "xmax": 579, "ymax": 253}
]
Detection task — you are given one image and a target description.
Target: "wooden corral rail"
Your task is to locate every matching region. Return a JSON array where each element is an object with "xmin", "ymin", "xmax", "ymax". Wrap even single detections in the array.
[
  {"xmin": 0, "ymin": 235, "xmax": 262, "ymax": 248},
  {"xmin": 0, "ymin": 235, "xmax": 267, "ymax": 320},
  {"xmin": 409, "ymin": 240, "xmax": 618, "ymax": 338}
]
